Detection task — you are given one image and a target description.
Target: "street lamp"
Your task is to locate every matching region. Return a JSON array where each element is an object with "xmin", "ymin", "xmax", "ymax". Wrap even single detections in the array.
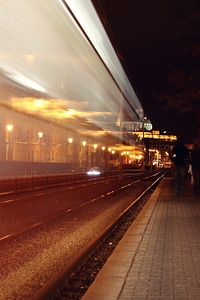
[
  {"xmin": 6, "ymin": 124, "xmax": 13, "ymax": 131},
  {"xmin": 68, "ymin": 137, "xmax": 73, "ymax": 144},
  {"xmin": 101, "ymin": 146, "xmax": 106, "ymax": 170},
  {"xmin": 38, "ymin": 132, "xmax": 43, "ymax": 161},
  {"xmin": 93, "ymin": 144, "xmax": 97, "ymax": 166},
  {"xmin": 67, "ymin": 137, "xmax": 73, "ymax": 163},
  {"xmin": 82, "ymin": 141, "xmax": 87, "ymax": 168},
  {"xmin": 6, "ymin": 124, "xmax": 14, "ymax": 160}
]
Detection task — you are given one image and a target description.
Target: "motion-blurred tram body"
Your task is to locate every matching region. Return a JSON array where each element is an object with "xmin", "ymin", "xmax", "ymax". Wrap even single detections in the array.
[{"xmin": 0, "ymin": 0, "xmax": 144, "ymax": 176}]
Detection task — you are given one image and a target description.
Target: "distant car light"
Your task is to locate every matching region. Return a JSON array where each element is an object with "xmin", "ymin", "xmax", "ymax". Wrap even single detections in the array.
[{"xmin": 87, "ymin": 169, "xmax": 101, "ymax": 175}]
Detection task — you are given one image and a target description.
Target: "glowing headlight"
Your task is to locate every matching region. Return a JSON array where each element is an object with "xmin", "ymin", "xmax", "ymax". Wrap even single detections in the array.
[{"xmin": 87, "ymin": 169, "xmax": 101, "ymax": 175}]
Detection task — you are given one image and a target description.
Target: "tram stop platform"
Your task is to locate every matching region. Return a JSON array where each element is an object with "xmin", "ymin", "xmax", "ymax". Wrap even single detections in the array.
[{"xmin": 82, "ymin": 176, "xmax": 200, "ymax": 300}]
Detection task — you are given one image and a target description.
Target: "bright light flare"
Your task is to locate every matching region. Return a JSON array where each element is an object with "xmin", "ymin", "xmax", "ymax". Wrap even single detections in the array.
[{"xmin": 87, "ymin": 168, "xmax": 101, "ymax": 176}]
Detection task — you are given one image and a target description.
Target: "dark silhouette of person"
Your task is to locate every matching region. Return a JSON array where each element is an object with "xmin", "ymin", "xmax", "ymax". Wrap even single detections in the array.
[
  {"xmin": 191, "ymin": 137, "xmax": 200, "ymax": 195},
  {"xmin": 170, "ymin": 139, "xmax": 189, "ymax": 195}
]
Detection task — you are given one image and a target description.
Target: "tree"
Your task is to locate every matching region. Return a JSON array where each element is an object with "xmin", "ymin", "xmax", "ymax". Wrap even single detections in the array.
[{"xmin": 155, "ymin": 0, "xmax": 200, "ymax": 139}]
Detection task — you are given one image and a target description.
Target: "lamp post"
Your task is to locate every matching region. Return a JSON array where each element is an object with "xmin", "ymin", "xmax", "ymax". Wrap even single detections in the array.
[
  {"xmin": 93, "ymin": 144, "xmax": 97, "ymax": 166},
  {"xmin": 104, "ymin": 147, "xmax": 110, "ymax": 185},
  {"xmin": 6, "ymin": 124, "xmax": 13, "ymax": 160},
  {"xmin": 142, "ymin": 116, "xmax": 147, "ymax": 170},
  {"xmin": 67, "ymin": 137, "xmax": 73, "ymax": 164},
  {"xmin": 38, "ymin": 132, "xmax": 43, "ymax": 162},
  {"xmin": 102, "ymin": 146, "xmax": 105, "ymax": 169},
  {"xmin": 82, "ymin": 141, "xmax": 86, "ymax": 168}
]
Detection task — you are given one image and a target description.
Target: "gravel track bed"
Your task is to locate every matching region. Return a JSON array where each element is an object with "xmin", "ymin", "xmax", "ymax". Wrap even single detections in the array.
[
  {"xmin": 49, "ymin": 191, "xmax": 152, "ymax": 299},
  {"xmin": 0, "ymin": 176, "xmax": 158, "ymax": 299}
]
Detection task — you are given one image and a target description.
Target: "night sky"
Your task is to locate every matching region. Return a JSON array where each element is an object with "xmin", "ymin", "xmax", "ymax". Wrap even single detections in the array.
[{"xmin": 93, "ymin": 0, "xmax": 190, "ymax": 137}]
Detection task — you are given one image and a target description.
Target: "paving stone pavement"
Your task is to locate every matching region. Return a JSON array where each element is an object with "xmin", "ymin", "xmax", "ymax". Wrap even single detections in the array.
[{"xmin": 82, "ymin": 177, "xmax": 200, "ymax": 300}]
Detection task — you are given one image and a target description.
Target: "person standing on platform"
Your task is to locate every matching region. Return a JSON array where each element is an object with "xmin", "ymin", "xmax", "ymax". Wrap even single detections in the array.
[
  {"xmin": 170, "ymin": 139, "xmax": 189, "ymax": 195},
  {"xmin": 191, "ymin": 137, "xmax": 200, "ymax": 196}
]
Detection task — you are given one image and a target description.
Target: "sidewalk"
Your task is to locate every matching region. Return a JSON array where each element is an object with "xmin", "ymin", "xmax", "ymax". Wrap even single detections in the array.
[{"xmin": 82, "ymin": 177, "xmax": 200, "ymax": 300}]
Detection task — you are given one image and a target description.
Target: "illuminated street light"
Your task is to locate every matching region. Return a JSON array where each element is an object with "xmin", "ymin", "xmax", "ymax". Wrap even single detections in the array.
[
  {"xmin": 82, "ymin": 141, "xmax": 87, "ymax": 168},
  {"xmin": 38, "ymin": 132, "xmax": 43, "ymax": 161},
  {"xmin": 38, "ymin": 132, "xmax": 43, "ymax": 139},
  {"xmin": 67, "ymin": 137, "xmax": 73, "ymax": 164},
  {"xmin": 6, "ymin": 124, "xmax": 13, "ymax": 132},
  {"xmin": 101, "ymin": 146, "xmax": 106, "ymax": 172},
  {"xmin": 6, "ymin": 124, "xmax": 14, "ymax": 160},
  {"xmin": 93, "ymin": 144, "xmax": 98, "ymax": 166}
]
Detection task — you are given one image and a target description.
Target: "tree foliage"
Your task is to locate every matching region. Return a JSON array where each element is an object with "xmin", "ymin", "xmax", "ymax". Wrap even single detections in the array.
[{"xmin": 155, "ymin": 0, "xmax": 200, "ymax": 125}]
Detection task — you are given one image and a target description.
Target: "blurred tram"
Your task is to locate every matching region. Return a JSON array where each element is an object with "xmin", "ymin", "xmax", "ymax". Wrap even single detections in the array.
[{"xmin": 0, "ymin": 0, "xmax": 144, "ymax": 177}]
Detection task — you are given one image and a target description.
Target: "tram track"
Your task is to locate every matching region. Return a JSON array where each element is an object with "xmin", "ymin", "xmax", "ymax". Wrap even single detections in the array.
[
  {"xmin": 0, "ymin": 170, "xmax": 164, "ymax": 244},
  {"xmin": 0, "ymin": 170, "xmax": 166, "ymax": 299},
  {"xmin": 34, "ymin": 173, "xmax": 164, "ymax": 300}
]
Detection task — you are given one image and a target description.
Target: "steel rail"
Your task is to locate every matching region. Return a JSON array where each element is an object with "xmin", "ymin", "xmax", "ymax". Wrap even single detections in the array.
[
  {"xmin": 32, "ymin": 171, "xmax": 166, "ymax": 300},
  {"xmin": 0, "ymin": 170, "xmax": 165, "ymax": 244}
]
